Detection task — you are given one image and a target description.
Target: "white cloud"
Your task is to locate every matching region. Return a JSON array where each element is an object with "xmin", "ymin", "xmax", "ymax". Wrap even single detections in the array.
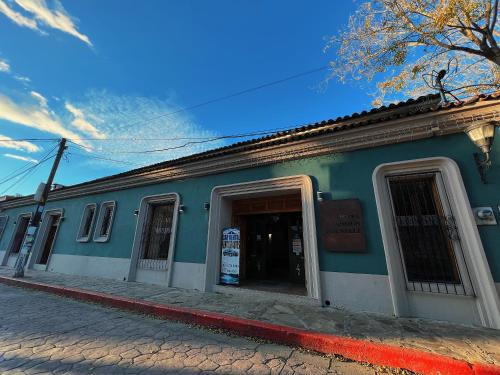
[
  {"xmin": 0, "ymin": 0, "xmax": 91, "ymax": 46},
  {"xmin": 14, "ymin": 75, "xmax": 30, "ymax": 84},
  {"xmin": 0, "ymin": 0, "xmax": 38, "ymax": 30},
  {"xmin": 70, "ymin": 91, "xmax": 227, "ymax": 168},
  {"xmin": 4, "ymin": 153, "xmax": 38, "ymax": 163},
  {"xmin": 0, "ymin": 92, "xmax": 90, "ymax": 147},
  {"xmin": 30, "ymin": 90, "xmax": 48, "ymax": 107},
  {"xmin": 15, "ymin": 0, "xmax": 92, "ymax": 46},
  {"xmin": 0, "ymin": 133, "xmax": 40, "ymax": 152},
  {"xmin": 0, "ymin": 58, "xmax": 10, "ymax": 72},
  {"xmin": 65, "ymin": 102, "xmax": 106, "ymax": 139}
]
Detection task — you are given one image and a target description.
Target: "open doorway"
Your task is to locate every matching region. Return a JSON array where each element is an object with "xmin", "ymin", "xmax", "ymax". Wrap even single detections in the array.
[
  {"xmin": 232, "ymin": 194, "xmax": 306, "ymax": 296},
  {"xmin": 36, "ymin": 214, "xmax": 61, "ymax": 267},
  {"xmin": 2, "ymin": 214, "xmax": 31, "ymax": 267}
]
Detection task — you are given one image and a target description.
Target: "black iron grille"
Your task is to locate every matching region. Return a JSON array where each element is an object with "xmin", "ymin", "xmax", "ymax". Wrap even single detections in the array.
[{"xmin": 387, "ymin": 173, "xmax": 472, "ymax": 295}]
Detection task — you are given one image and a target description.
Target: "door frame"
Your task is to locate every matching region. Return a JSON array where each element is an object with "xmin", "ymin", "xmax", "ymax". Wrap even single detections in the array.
[
  {"xmin": 128, "ymin": 193, "xmax": 180, "ymax": 286},
  {"xmin": 1, "ymin": 212, "xmax": 32, "ymax": 266},
  {"xmin": 28, "ymin": 208, "xmax": 64, "ymax": 270},
  {"xmin": 204, "ymin": 175, "xmax": 321, "ymax": 302},
  {"xmin": 373, "ymin": 157, "xmax": 500, "ymax": 329}
]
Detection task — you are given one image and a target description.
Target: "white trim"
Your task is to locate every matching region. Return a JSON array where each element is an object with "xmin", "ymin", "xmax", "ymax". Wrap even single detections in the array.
[
  {"xmin": 0, "ymin": 215, "xmax": 8, "ymax": 241},
  {"xmin": 1, "ymin": 212, "xmax": 32, "ymax": 266},
  {"xmin": 76, "ymin": 203, "xmax": 97, "ymax": 243},
  {"xmin": 2, "ymin": 100, "xmax": 498, "ymax": 210},
  {"xmin": 204, "ymin": 175, "xmax": 321, "ymax": 302},
  {"xmin": 372, "ymin": 157, "xmax": 500, "ymax": 329},
  {"xmin": 28, "ymin": 208, "xmax": 63, "ymax": 270},
  {"xmin": 128, "ymin": 193, "xmax": 180, "ymax": 287},
  {"xmin": 93, "ymin": 201, "xmax": 116, "ymax": 243}
]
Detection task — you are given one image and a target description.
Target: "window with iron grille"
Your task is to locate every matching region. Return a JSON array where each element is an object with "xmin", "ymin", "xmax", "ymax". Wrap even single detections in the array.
[
  {"xmin": 386, "ymin": 173, "xmax": 473, "ymax": 296},
  {"xmin": 137, "ymin": 202, "xmax": 175, "ymax": 270},
  {"xmin": 77, "ymin": 203, "xmax": 97, "ymax": 242},
  {"xmin": 94, "ymin": 201, "xmax": 116, "ymax": 242}
]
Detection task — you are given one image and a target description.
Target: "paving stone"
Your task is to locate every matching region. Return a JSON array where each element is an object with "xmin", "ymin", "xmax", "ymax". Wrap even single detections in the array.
[{"xmin": 0, "ymin": 273, "xmax": 432, "ymax": 374}]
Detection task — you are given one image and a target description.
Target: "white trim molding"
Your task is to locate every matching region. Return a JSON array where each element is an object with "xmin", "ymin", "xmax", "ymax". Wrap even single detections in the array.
[
  {"xmin": 93, "ymin": 201, "xmax": 116, "ymax": 243},
  {"xmin": 2, "ymin": 100, "xmax": 498, "ymax": 210},
  {"xmin": 204, "ymin": 175, "xmax": 322, "ymax": 302},
  {"xmin": 1, "ymin": 211, "xmax": 32, "ymax": 266},
  {"xmin": 76, "ymin": 203, "xmax": 97, "ymax": 243},
  {"xmin": 128, "ymin": 193, "xmax": 180, "ymax": 287},
  {"xmin": 28, "ymin": 208, "xmax": 64, "ymax": 270},
  {"xmin": 372, "ymin": 157, "xmax": 500, "ymax": 329}
]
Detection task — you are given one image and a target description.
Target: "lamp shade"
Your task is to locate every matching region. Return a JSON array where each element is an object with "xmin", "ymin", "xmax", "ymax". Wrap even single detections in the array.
[{"xmin": 465, "ymin": 123, "xmax": 496, "ymax": 154}]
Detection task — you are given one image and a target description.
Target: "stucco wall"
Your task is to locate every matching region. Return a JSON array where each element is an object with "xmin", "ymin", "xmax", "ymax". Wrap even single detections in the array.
[{"xmin": 0, "ymin": 133, "xmax": 499, "ymax": 281}]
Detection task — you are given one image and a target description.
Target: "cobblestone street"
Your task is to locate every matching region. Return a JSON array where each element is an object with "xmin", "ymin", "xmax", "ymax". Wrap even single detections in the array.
[{"xmin": 0, "ymin": 284, "xmax": 402, "ymax": 374}]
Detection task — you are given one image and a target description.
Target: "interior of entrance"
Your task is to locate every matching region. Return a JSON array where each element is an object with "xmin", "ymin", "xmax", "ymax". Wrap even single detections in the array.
[
  {"xmin": 232, "ymin": 193, "xmax": 306, "ymax": 296},
  {"xmin": 37, "ymin": 214, "xmax": 61, "ymax": 265}
]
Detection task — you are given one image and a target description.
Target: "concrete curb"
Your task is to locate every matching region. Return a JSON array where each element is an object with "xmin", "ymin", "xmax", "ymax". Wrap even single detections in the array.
[{"xmin": 0, "ymin": 275, "xmax": 498, "ymax": 375}]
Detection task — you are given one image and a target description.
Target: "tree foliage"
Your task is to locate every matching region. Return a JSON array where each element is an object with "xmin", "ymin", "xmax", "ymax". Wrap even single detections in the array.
[{"xmin": 325, "ymin": 0, "xmax": 500, "ymax": 104}]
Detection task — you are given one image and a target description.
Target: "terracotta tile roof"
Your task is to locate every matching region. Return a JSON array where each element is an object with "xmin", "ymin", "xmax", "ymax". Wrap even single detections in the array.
[
  {"xmin": 6, "ymin": 91, "xmax": 500, "ymax": 198},
  {"xmin": 89, "ymin": 91, "xmax": 499, "ymax": 183}
]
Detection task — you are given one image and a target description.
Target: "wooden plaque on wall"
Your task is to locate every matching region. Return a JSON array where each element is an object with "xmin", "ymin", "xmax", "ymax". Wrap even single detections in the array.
[{"xmin": 320, "ymin": 199, "xmax": 366, "ymax": 252}]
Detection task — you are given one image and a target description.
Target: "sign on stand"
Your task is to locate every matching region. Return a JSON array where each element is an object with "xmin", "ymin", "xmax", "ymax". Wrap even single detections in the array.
[{"xmin": 220, "ymin": 228, "xmax": 240, "ymax": 285}]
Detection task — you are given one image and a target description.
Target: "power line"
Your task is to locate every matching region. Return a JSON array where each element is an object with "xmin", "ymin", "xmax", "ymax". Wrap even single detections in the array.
[
  {"xmin": 92, "ymin": 65, "xmax": 329, "ymax": 131},
  {"xmin": 0, "ymin": 155, "xmax": 55, "ymax": 195},
  {"xmin": 67, "ymin": 149, "xmax": 143, "ymax": 166},
  {"xmin": 0, "ymin": 145, "xmax": 59, "ymax": 187},
  {"xmin": 0, "ymin": 65, "xmax": 328, "ymax": 145}
]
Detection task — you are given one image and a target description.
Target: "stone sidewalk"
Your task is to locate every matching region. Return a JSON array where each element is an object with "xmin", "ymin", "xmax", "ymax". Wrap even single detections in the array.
[{"xmin": 0, "ymin": 267, "xmax": 499, "ymax": 368}]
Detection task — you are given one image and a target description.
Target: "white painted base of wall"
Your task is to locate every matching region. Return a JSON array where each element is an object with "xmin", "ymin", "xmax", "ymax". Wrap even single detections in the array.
[
  {"xmin": 170, "ymin": 262, "xmax": 205, "ymax": 290},
  {"xmin": 135, "ymin": 268, "xmax": 169, "ymax": 285},
  {"xmin": 32, "ymin": 264, "xmax": 46, "ymax": 271},
  {"xmin": 320, "ymin": 271, "xmax": 394, "ymax": 315},
  {"xmin": 47, "ymin": 253, "xmax": 130, "ymax": 281},
  {"xmin": 6, "ymin": 255, "xmax": 17, "ymax": 268}
]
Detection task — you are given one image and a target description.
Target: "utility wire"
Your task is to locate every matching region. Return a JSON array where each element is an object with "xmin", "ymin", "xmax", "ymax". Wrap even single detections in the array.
[
  {"xmin": 0, "ymin": 65, "xmax": 328, "ymax": 145},
  {"xmin": 0, "ymin": 155, "xmax": 55, "ymax": 195},
  {"xmin": 0, "ymin": 144, "xmax": 59, "ymax": 187},
  {"xmin": 67, "ymin": 149, "xmax": 143, "ymax": 166}
]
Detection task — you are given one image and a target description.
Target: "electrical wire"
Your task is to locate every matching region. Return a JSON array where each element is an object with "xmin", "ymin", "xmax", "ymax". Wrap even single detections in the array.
[
  {"xmin": 0, "ymin": 66, "xmax": 328, "ymax": 145},
  {"xmin": 67, "ymin": 149, "xmax": 143, "ymax": 166},
  {"xmin": 0, "ymin": 155, "xmax": 55, "ymax": 195},
  {"xmin": 0, "ymin": 144, "xmax": 59, "ymax": 187}
]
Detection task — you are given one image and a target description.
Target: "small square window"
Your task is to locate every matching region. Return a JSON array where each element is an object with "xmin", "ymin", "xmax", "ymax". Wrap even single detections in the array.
[
  {"xmin": 94, "ymin": 201, "xmax": 116, "ymax": 242},
  {"xmin": 77, "ymin": 203, "xmax": 97, "ymax": 242}
]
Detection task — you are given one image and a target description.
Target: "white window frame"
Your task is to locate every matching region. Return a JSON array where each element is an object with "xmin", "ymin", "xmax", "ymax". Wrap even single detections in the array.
[
  {"xmin": 128, "ymin": 193, "xmax": 180, "ymax": 285},
  {"xmin": 1, "ymin": 212, "xmax": 32, "ymax": 266},
  {"xmin": 372, "ymin": 157, "xmax": 500, "ymax": 329},
  {"xmin": 93, "ymin": 201, "xmax": 116, "ymax": 243},
  {"xmin": 0, "ymin": 215, "xmax": 8, "ymax": 241},
  {"xmin": 76, "ymin": 203, "xmax": 97, "ymax": 242}
]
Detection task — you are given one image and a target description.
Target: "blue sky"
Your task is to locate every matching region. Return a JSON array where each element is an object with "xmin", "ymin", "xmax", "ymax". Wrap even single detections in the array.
[{"xmin": 0, "ymin": 0, "xmax": 377, "ymax": 196}]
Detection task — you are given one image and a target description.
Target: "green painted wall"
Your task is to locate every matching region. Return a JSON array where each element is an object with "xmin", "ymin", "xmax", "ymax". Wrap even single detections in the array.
[{"xmin": 1, "ymin": 133, "xmax": 499, "ymax": 281}]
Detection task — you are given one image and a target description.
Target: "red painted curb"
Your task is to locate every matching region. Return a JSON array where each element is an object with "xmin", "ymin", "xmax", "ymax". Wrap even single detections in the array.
[{"xmin": 0, "ymin": 275, "xmax": 498, "ymax": 375}]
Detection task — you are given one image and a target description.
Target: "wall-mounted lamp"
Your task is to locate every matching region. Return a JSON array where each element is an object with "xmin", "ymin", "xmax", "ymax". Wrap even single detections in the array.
[
  {"xmin": 178, "ymin": 204, "xmax": 185, "ymax": 213},
  {"xmin": 133, "ymin": 209, "xmax": 139, "ymax": 216},
  {"xmin": 317, "ymin": 191, "xmax": 325, "ymax": 202},
  {"xmin": 465, "ymin": 122, "xmax": 497, "ymax": 183},
  {"xmin": 203, "ymin": 202, "xmax": 210, "ymax": 211}
]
